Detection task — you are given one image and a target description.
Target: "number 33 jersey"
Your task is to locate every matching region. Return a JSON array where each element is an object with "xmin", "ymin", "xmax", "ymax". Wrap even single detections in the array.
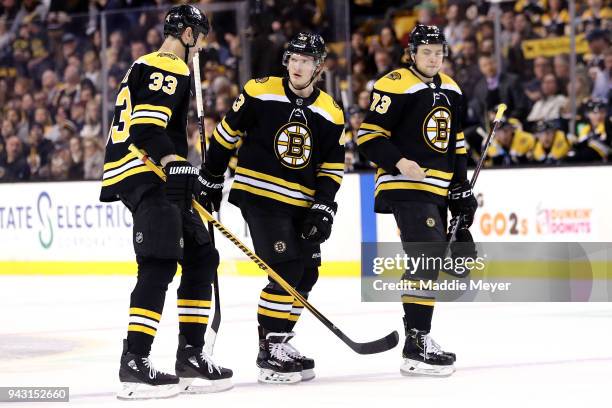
[
  {"xmin": 357, "ymin": 67, "xmax": 468, "ymax": 213},
  {"xmin": 206, "ymin": 76, "xmax": 345, "ymax": 214},
  {"xmin": 100, "ymin": 51, "xmax": 191, "ymax": 202}
]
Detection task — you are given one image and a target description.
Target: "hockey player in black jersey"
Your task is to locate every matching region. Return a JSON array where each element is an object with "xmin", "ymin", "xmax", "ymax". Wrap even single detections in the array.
[
  {"xmin": 203, "ymin": 33, "xmax": 345, "ymax": 383},
  {"xmin": 100, "ymin": 5, "xmax": 232, "ymax": 399},
  {"xmin": 358, "ymin": 25, "xmax": 478, "ymax": 376}
]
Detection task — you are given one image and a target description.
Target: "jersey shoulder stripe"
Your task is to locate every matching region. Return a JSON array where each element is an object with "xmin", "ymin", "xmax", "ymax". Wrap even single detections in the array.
[
  {"xmin": 439, "ymin": 73, "xmax": 462, "ymax": 95},
  {"xmin": 373, "ymin": 68, "xmax": 423, "ymax": 95},
  {"xmin": 244, "ymin": 77, "xmax": 287, "ymax": 101},
  {"xmin": 136, "ymin": 52, "xmax": 189, "ymax": 76},
  {"xmin": 309, "ymin": 91, "xmax": 344, "ymax": 125}
]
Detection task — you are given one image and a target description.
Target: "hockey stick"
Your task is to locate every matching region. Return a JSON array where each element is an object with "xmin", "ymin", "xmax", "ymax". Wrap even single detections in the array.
[
  {"xmin": 443, "ymin": 103, "xmax": 507, "ymax": 277},
  {"xmin": 192, "ymin": 51, "xmax": 221, "ymax": 355},
  {"xmin": 128, "ymin": 144, "xmax": 399, "ymax": 355}
]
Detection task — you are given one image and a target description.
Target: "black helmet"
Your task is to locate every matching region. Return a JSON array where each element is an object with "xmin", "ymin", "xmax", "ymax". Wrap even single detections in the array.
[
  {"xmin": 583, "ymin": 98, "xmax": 607, "ymax": 113},
  {"xmin": 164, "ymin": 4, "xmax": 210, "ymax": 40},
  {"xmin": 533, "ymin": 120, "xmax": 556, "ymax": 133},
  {"xmin": 282, "ymin": 32, "xmax": 327, "ymax": 67},
  {"xmin": 408, "ymin": 24, "xmax": 448, "ymax": 56}
]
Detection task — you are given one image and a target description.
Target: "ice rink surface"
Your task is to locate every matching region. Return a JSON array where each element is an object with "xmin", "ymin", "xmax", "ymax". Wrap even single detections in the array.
[{"xmin": 2, "ymin": 275, "xmax": 611, "ymax": 408}]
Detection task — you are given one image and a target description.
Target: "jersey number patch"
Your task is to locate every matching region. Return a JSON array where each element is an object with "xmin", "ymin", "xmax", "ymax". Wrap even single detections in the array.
[
  {"xmin": 370, "ymin": 92, "xmax": 391, "ymax": 114},
  {"xmin": 149, "ymin": 72, "xmax": 177, "ymax": 95}
]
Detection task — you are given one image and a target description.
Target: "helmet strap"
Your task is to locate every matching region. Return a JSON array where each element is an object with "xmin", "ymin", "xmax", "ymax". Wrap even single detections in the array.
[{"xmin": 178, "ymin": 29, "xmax": 198, "ymax": 63}]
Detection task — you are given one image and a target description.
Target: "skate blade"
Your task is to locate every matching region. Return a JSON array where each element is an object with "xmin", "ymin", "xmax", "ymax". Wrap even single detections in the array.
[
  {"xmin": 300, "ymin": 369, "xmax": 316, "ymax": 382},
  {"xmin": 257, "ymin": 368, "xmax": 301, "ymax": 384},
  {"xmin": 117, "ymin": 382, "xmax": 180, "ymax": 400},
  {"xmin": 400, "ymin": 359, "xmax": 455, "ymax": 377},
  {"xmin": 178, "ymin": 377, "xmax": 233, "ymax": 394}
]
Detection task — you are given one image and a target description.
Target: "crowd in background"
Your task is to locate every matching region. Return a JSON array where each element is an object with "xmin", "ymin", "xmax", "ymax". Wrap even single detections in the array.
[{"xmin": 0, "ymin": 0, "xmax": 610, "ymax": 183}]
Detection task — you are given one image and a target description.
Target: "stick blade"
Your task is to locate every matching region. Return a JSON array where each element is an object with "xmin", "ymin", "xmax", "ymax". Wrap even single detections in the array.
[{"xmin": 346, "ymin": 330, "xmax": 399, "ymax": 355}]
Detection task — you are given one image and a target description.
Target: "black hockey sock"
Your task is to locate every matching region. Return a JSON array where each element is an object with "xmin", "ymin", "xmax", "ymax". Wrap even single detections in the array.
[
  {"xmin": 127, "ymin": 258, "xmax": 177, "ymax": 356},
  {"xmin": 402, "ymin": 301, "xmax": 434, "ymax": 332},
  {"xmin": 257, "ymin": 287, "xmax": 294, "ymax": 332}
]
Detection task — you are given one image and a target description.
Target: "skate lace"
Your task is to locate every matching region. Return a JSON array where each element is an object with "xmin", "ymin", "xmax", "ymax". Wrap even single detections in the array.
[
  {"xmin": 281, "ymin": 341, "xmax": 302, "ymax": 359},
  {"xmin": 141, "ymin": 357, "xmax": 163, "ymax": 380},
  {"xmin": 199, "ymin": 349, "xmax": 222, "ymax": 375},
  {"xmin": 423, "ymin": 334, "xmax": 445, "ymax": 357},
  {"xmin": 269, "ymin": 342, "xmax": 294, "ymax": 362}
]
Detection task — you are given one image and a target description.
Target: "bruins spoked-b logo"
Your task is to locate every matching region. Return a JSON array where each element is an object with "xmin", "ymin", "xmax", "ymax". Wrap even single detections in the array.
[
  {"xmin": 422, "ymin": 107, "xmax": 452, "ymax": 153},
  {"xmin": 274, "ymin": 122, "xmax": 312, "ymax": 169}
]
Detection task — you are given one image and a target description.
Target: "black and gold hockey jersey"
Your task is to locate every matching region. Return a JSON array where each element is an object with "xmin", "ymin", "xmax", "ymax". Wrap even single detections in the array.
[
  {"xmin": 100, "ymin": 51, "xmax": 191, "ymax": 202},
  {"xmin": 486, "ymin": 129, "xmax": 535, "ymax": 165},
  {"xmin": 533, "ymin": 130, "xmax": 570, "ymax": 163},
  {"xmin": 357, "ymin": 67, "xmax": 467, "ymax": 213},
  {"xmin": 206, "ymin": 76, "xmax": 345, "ymax": 213}
]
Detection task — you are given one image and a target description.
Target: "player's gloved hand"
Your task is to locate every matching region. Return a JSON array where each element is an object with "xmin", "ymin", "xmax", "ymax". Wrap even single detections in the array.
[
  {"xmin": 164, "ymin": 161, "xmax": 201, "ymax": 210},
  {"xmin": 196, "ymin": 167, "xmax": 224, "ymax": 212},
  {"xmin": 448, "ymin": 180, "xmax": 478, "ymax": 228},
  {"xmin": 164, "ymin": 161, "xmax": 224, "ymax": 211},
  {"xmin": 301, "ymin": 200, "xmax": 338, "ymax": 244},
  {"xmin": 447, "ymin": 228, "xmax": 478, "ymax": 260}
]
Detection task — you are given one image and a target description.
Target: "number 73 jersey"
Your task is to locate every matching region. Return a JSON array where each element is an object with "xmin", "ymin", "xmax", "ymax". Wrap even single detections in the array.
[
  {"xmin": 100, "ymin": 51, "xmax": 191, "ymax": 202},
  {"xmin": 357, "ymin": 67, "xmax": 467, "ymax": 212}
]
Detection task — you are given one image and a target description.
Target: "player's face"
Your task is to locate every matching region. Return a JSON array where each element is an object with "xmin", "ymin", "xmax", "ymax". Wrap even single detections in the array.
[
  {"xmin": 414, "ymin": 44, "xmax": 444, "ymax": 77},
  {"xmin": 588, "ymin": 109, "xmax": 606, "ymax": 125},
  {"xmin": 538, "ymin": 130, "xmax": 554, "ymax": 149},
  {"xmin": 287, "ymin": 53, "xmax": 317, "ymax": 88}
]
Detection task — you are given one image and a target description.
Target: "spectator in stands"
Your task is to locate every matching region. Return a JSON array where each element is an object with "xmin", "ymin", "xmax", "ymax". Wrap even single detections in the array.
[
  {"xmin": 473, "ymin": 54, "xmax": 529, "ymax": 125},
  {"xmin": 553, "ymin": 54, "xmax": 570, "ymax": 91},
  {"xmin": 146, "ymin": 27, "xmax": 162, "ymax": 51},
  {"xmin": 82, "ymin": 50, "xmax": 101, "ymax": 90},
  {"xmin": 57, "ymin": 32, "xmax": 79, "ymax": 74},
  {"xmin": 591, "ymin": 48, "xmax": 611, "ymax": 100},
  {"xmin": 443, "ymin": 4, "xmax": 462, "ymax": 49},
  {"xmin": 26, "ymin": 122, "xmax": 52, "ymax": 168},
  {"xmin": 80, "ymin": 100, "xmax": 101, "ymax": 139},
  {"xmin": 532, "ymin": 120, "xmax": 570, "ymax": 163},
  {"xmin": 372, "ymin": 49, "xmax": 393, "ymax": 79},
  {"xmin": 581, "ymin": 0, "xmax": 612, "ymax": 32},
  {"xmin": 0, "ymin": 135, "xmax": 29, "ymax": 181},
  {"xmin": 542, "ymin": 0, "xmax": 569, "ymax": 36},
  {"xmin": 350, "ymin": 31, "xmax": 369, "ymax": 63},
  {"xmin": 584, "ymin": 28, "xmax": 610, "ymax": 70},
  {"xmin": 130, "ymin": 40, "xmax": 147, "ymax": 62},
  {"xmin": 68, "ymin": 136, "xmax": 83, "ymax": 180},
  {"xmin": 48, "ymin": 147, "xmax": 70, "ymax": 181},
  {"xmin": 343, "ymin": 105, "xmax": 372, "ymax": 171},
  {"xmin": 369, "ymin": 25, "xmax": 403, "ymax": 66},
  {"xmin": 527, "ymin": 73, "xmax": 568, "ymax": 123},
  {"xmin": 83, "ymin": 137, "xmax": 103, "ymax": 180},
  {"xmin": 526, "ymin": 56, "xmax": 553, "ymax": 99},
  {"xmin": 454, "ymin": 38, "xmax": 481, "ymax": 101},
  {"xmin": 357, "ymin": 90, "xmax": 371, "ymax": 111},
  {"xmin": 41, "ymin": 69, "xmax": 60, "ymax": 106}
]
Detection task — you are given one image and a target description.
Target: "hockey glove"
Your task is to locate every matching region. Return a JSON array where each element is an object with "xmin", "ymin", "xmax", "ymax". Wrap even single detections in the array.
[
  {"xmin": 301, "ymin": 200, "xmax": 338, "ymax": 244},
  {"xmin": 196, "ymin": 167, "xmax": 224, "ymax": 211},
  {"xmin": 448, "ymin": 180, "xmax": 478, "ymax": 228},
  {"xmin": 164, "ymin": 161, "xmax": 224, "ymax": 211},
  {"xmin": 447, "ymin": 228, "xmax": 478, "ymax": 260}
]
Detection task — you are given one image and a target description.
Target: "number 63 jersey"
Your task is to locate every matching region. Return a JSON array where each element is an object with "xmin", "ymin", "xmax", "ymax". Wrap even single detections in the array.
[
  {"xmin": 206, "ymin": 76, "xmax": 345, "ymax": 215},
  {"xmin": 357, "ymin": 67, "xmax": 468, "ymax": 213},
  {"xmin": 100, "ymin": 51, "xmax": 191, "ymax": 202}
]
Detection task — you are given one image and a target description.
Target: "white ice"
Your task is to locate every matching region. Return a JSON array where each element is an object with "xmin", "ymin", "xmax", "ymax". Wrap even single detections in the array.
[{"xmin": 1, "ymin": 275, "xmax": 611, "ymax": 408}]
